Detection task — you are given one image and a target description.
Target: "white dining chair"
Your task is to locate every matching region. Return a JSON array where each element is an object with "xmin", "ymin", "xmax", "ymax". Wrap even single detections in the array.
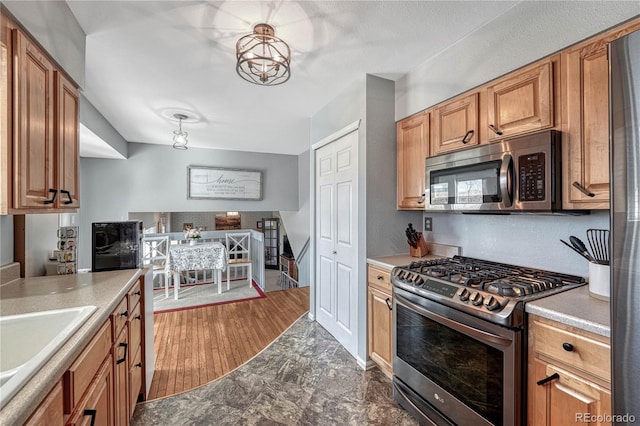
[
  {"xmin": 225, "ymin": 232, "xmax": 252, "ymax": 289},
  {"xmin": 141, "ymin": 235, "xmax": 170, "ymax": 298}
]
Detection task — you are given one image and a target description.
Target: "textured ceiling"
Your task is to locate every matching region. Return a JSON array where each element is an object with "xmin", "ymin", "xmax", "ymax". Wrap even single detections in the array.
[{"xmin": 66, "ymin": 1, "xmax": 520, "ymax": 155}]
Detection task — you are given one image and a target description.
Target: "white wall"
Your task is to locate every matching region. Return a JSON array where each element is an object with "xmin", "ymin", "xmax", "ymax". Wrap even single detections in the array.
[{"xmin": 78, "ymin": 142, "xmax": 298, "ymax": 269}]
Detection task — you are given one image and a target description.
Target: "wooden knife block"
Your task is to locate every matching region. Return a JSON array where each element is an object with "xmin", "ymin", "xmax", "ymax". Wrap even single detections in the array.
[{"xmin": 409, "ymin": 232, "xmax": 429, "ymax": 257}]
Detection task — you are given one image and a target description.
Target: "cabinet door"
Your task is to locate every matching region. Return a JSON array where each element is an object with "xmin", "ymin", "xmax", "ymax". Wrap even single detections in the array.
[
  {"xmin": 66, "ymin": 356, "xmax": 114, "ymax": 426},
  {"xmin": 397, "ymin": 112, "xmax": 429, "ymax": 210},
  {"xmin": 113, "ymin": 326, "xmax": 130, "ymax": 426},
  {"xmin": 12, "ymin": 28, "xmax": 56, "ymax": 210},
  {"xmin": 25, "ymin": 381, "xmax": 64, "ymax": 426},
  {"xmin": 530, "ymin": 360, "xmax": 611, "ymax": 426},
  {"xmin": 432, "ymin": 93, "xmax": 478, "ymax": 155},
  {"xmin": 486, "ymin": 60, "xmax": 554, "ymax": 140},
  {"xmin": 562, "ymin": 21, "xmax": 640, "ymax": 209},
  {"xmin": 56, "ymin": 71, "xmax": 79, "ymax": 209},
  {"xmin": 367, "ymin": 285, "xmax": 393, "ymax": 377}
]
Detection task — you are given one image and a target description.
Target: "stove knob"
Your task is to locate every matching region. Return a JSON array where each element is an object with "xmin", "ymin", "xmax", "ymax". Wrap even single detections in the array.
[
  {"xmin": 414, "ymin": 275, "xmax": 424, "ymax": 286},
  {"xmin": 470, "ymin": 292, "xmax": 484, "ymax": 306},
  {"xmin": 483, "ymin": 296, "xmax": 502, "ymax": 311},
  {"xmin": 459, "ymin": 288, "xmax": 470, "ymax": 301}
]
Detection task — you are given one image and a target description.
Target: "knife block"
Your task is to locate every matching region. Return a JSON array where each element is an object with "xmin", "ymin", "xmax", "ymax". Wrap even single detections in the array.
[{"xmin": 409, "ymin": 232, "xmax": 429, "ymax": 257}]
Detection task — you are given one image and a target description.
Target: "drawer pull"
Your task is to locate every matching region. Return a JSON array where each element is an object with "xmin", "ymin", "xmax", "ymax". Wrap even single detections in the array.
[
  {"xmin": 562, "ymin": 342, "xmax": 574, "ymax": 352},
  {"xmin": 572, "ymin": 181, "xmax": 595, "ymax": 197},
  {"xmin": 135, "ymin": 362, "xmax": 143, "ymax": 368},
  {"xmin": 536, "ymin": 372, "xmax": 560, "ymax": 386},
  {"xmin": 83, "ymin": 409, "xmax": 97, "ymax": 426},
  {"xmin": 120, "ymin": 310, "xmax": 129, "ymax": 318},
  {"xmin": 385, "ymin": 298, "xmax": 392, "ymax": 311},
  {"xmin": 488, "ymin": 124, "xmax": 503, "ymax": 136},
  {"xmin": 134, "ymin": 314, "xmax": 142, "ymax": 321},
  {"xmin": 134, "ymin": 290, "xmax": 141, "ymax": 296},
  {"xmin": 461, "ymin": 129, "xmax": 474, "ymax": 144},
  {"xmin": 377, "ymin": 275, "xmax": 383, "ymax": 280},
  {"xmin": 116, "ymin": 342, "xmax": 128, "ymax": 364}
]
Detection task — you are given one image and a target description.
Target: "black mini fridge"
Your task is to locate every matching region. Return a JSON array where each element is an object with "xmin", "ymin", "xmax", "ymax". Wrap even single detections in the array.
[{"xmin": 91, "ymin": 221, "xmax": 143, "ymax": 272}]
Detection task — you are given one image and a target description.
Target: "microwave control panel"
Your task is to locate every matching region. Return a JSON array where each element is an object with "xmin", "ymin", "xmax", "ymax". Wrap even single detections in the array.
[{"xmin": 519, "ymin": 152, "xmax": 545, "ymax": 201}]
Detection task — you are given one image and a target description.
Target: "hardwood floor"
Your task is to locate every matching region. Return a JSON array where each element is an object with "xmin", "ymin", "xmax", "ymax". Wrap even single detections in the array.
[{"xmin": 147, "ymin": 286, "xmax": 310, "ymax": 400}]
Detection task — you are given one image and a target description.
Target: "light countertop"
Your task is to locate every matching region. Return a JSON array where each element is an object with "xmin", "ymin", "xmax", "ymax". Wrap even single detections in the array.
[
  {"xmin": 367, "ymin": 243, "xmax": 461, "ymax": 271},
  {"xmin": 0, "ymin": 269, "xmax": 143, "ymax": 425},
  {"xmin": 526, "ymin": 285, "xmax": 610, "ymax": 338}
]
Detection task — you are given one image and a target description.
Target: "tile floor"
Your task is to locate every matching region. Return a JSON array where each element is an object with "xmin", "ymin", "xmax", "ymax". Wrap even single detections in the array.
[{"xmin": 132, "ymin": 315, "xmax": 418, "ymax": 425}]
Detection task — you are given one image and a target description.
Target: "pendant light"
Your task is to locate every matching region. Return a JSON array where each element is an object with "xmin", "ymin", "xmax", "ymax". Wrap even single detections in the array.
[
  {"xmin": 236, "ymin": 23, "xmax": 291, "ymax": 86},
  {"xmin": 172, "ymin": 113, "xmax": 189, "ymax": 150}
]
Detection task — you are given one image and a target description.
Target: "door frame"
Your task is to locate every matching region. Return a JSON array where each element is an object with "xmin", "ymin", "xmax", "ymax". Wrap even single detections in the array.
[{"xmin": 309, "ymin": 119, "xmax": 361, "ymax": 359}]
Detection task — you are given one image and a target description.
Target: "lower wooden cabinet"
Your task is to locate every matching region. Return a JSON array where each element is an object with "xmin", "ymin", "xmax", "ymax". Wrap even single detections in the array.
[
  {"xmin": 24, "ymin": 381, "xmax": 64, "ymax": 426},
  {"xmin": 528, "ymin": 315, "xmax": 611, "ymax": 425},
  {"xmin": 367, "ymin": 265, "xmax": 393, "ymax": 377},
  {"xmin": 66, "ymin": 356, "xmax": 114, "ymax": 426},
  {"xmin": 113, "ymin": 326, "xmax": 129, "ymax": 426}
]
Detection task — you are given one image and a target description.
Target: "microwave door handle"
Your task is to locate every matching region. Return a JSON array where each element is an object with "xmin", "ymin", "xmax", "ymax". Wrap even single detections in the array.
[{"xmin": 500, "ymin": 154, "xmax": 513, "ymax": 207}]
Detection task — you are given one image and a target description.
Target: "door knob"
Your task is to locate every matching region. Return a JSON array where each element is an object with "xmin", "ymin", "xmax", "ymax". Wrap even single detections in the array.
[{"xmin": 332, "ymin": 250, "xmax": 337, "ymax": 254}]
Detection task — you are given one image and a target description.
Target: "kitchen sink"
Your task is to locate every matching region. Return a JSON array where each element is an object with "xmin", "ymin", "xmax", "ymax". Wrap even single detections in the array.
[{"xmin": 0, "ymin": 305, "xmax": 97, "ymax": 409}]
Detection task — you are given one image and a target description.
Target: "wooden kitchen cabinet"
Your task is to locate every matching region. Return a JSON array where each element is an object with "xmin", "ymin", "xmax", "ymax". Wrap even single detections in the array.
[
  {"xmin": 486, "ymin": 57, "xmax": 556, "ymax": 141},
  {"xmin": 397, "ymin": 111, "xmax": 429, "ymax": 210},
  {"xmin": 0, "ymin": 12, "xmax": 80, "ymax": 214},
  {"xmin": 431, "ymin": 92, "xmax": 479, "ymax": 155},
  {"xmin": 528, "ymin": 315, "xmax": 611, "ymax": 426},
  {"xmin": 367, "ymin": 264, "xmax": 393, "ymax": 377},
  {"xmin": 66, "ymin": 355, "xmax": 114, "ymax": 426},
  {"xmin": 113, "ymin": 326, "xmax": 129, "ymax": 426},
  {"xmin": 24, "ymin": 381, "xmax": 64, "ymax": 426},
  {"xmin": 561, "ymin": 19, "xmax": 640, "ymax": 210},
  {"xmin": 127, "ymin": 280, "xmax": 144, "ymax": 418}
]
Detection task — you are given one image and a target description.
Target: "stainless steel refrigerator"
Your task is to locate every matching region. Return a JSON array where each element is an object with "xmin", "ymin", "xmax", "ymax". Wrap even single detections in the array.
[{"xmin": 610, "ymin": 28, "xmax": 640, "ymax": 423}]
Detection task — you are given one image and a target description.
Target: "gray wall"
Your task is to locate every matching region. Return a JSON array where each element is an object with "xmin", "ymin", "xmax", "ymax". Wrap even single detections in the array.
[
  {"xmin": 1, "ymin": 0, "xmax": 85, "ymax": 87},
  {"xmin": 78, "ymin": 142, "xmax": 298, "ymax": 269},
  {"xmin": 396, "ymin": 2, "xmax": 640, "ymax": 120},
  {"xmin": 309, "ymin": 74, "xmax": 422, "ymax": 365},
  {"xmin": 80, "ymin": 95, "xmax": 128, "ymax": 157},
  {"xmin": 0, "ymin": 215, "xmax": 13, "ymax": 266}
]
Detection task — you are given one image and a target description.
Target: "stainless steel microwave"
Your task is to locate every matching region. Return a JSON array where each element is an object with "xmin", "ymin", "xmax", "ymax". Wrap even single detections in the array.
[{"xmin": 424, "ymin": 130, "xmax": 564, "ymax": 213}]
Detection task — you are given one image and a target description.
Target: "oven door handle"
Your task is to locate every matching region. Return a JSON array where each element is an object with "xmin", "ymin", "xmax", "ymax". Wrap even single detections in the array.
[
  {"xmin": 499, "ymin": 154, "xmax": 513, "ymax": 208},
  {"xmin": 396, "ymin": 293, "xmax": 513, "ymax": 347}
]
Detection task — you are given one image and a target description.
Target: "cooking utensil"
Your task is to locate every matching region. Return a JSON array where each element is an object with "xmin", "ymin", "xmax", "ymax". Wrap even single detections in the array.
[
  {"xmin": 405, "ymin": 225, "xmax": 418, "ymax": 248},
  {"xmin": 587, "ymin": 229, "xmax": 610, "ymax": 265},
  {"xmin": 560, "ymin": 239, "xmax": 592, "ymax": 262},
  {"xmin": 569, "ymin": 236, "xmax": 594, "ymax": 262}
]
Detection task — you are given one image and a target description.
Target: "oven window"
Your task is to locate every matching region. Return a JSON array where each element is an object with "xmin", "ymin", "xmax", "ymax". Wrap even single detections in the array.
[
  {"xmin": 430, "ymin": 161, "xmax": 502, "ymax": 205},
  {"xmin": 396, "ymin": 304, "xmax": 503, "ymax": 425}
]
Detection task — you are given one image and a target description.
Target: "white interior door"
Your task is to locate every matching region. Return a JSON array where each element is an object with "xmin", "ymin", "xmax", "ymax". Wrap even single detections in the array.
[{"xmin": 315, "ymin": 129, "xmax": 358, "ymax": 357}]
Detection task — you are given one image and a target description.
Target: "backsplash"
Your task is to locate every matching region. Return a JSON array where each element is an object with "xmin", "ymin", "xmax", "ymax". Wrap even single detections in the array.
[{"xmin": 424, "ymin": 211, "xmax": 609, "ymax": 277}]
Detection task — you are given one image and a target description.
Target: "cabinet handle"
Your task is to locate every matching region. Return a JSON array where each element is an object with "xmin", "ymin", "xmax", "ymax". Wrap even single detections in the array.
[
  {"xmin": 116, "ymin": 342, "xmax": 128, "ymax": 364},
  {"xmin": 60, "ymin": 189, "xmax": 73, "ymax": 204},
  {"xmin": 488, "ymin": 124, "xmax": 503, "ymax": 136},
  {"xmin": 562, "ymin": 342, "xmax": 574, "ymax": 352},
  {"xmin": 417, "ymin": 192, "xmax": 426, "ymax": 204},
  {"xmin": 120, "ymin": 310, "xmax": 129, "ymax": 318},
  {"xmin": 377, "ymin": 275, "xmax": 383, "ymax": 280},
  {"xmin": 134, "ymin": 290, "xmax": 142, "ymax": 296},
  {"xmin": 83, "ymin": 409, "xmax": 97, "ymax": 426},
  {"xmin": 461, "ymin": 130, "xmax": 474, "ymax": 144},
  {"xmin": 43, "ymin": 189, "xmax": 58, "ymax": 205},
  {"xmin": 536, "ymin": 372, "xmax": 560, "ymax": 386},
  {"xmin": 134, "ymin": 314, "xmax": 142, "ymax": 321},
  {"xmin": 135, "ymin": 362, "xmax": 143, "ymax": 368},
  {"xmin": 385, "ymin": 298, "xmax": 392, "ymax": 311},
  {"xmin": 572, "ymin": 181, "xmax": 595, "ymax": 197}
]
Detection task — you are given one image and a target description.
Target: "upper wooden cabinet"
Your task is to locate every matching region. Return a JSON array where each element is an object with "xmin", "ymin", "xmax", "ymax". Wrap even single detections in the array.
[
  {"xmin": 562, "ymin": 20, "xmax": 640, "ymax": 210},
  {"xmin": 397, "ymin": 112, "xmax": 429, "ymax": 210},
  {"xmin": 0, "ymin": 14, "xmax": 80, "ymax": 214},
  {"xmin": 486, "ymin": 58, "xmax": 555, "ymax": 141},
  {"xmin": 431, "ymin": 93, "xmax": 479, "ymax": 155}
]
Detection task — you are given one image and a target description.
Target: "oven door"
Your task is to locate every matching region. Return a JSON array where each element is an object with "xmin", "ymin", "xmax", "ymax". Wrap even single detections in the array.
[{"xmin": 393, "ymin": 287, "xmax": 522, "ymax": 426}]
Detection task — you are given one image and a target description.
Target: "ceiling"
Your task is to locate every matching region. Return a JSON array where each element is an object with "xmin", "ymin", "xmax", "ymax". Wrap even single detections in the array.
[{"xmin": 66, "ymin": 1, "xmax": 520, "ymax": 156}]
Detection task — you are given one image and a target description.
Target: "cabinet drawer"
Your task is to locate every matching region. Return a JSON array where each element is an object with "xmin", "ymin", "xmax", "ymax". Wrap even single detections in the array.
[
  {"xmin": 129, "ymin": 347, "xmax": 143, "ymax": 417},
  {"xmin": 128, "ymin": 279, "xmax": 142, "ymax": 311},
  {"xmin": 66, "ymin": 355, "xmax": 113, "ymax": 426},
  {"xmin": 128, "ymin": 302, "xmax": 142, "ymax": 365},
  {"xmin": 64, "ymin": 321, "xmax": 111, "ymax": 412},
  {"xmin": 531, "ymin": 318, "xmax": 610, "ymax": 383},
  {"xmin": 111, "ymin": 297, "xmax": 129, "ymax": 338},
  {"xmin": 367, "ymin": 266, "xmax": 391, "ymax": 292}
]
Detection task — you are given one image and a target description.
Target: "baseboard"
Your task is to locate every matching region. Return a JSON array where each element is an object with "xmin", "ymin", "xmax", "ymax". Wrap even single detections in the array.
[
  {"xmin": 356, "ymin": 355, "xmax": 369, "ymax": 370},
  {"xmin": 307, "ymin": 311, "xmax": 315, "ymax": 321}
]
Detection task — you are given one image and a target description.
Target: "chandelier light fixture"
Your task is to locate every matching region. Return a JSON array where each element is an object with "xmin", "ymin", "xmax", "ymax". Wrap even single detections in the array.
[
  {"xmin": 236, "ymin": 23, "xmax": 291, "ymax": 86},
  {"xmin": 172, "ymin": 113, "xmax": 189, "ymax": 150}
]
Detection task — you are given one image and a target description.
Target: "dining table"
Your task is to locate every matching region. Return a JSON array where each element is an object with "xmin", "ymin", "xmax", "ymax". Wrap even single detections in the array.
[{"xmin": 165, "ymin": 241, "xmax": 227, "ymax": 300}]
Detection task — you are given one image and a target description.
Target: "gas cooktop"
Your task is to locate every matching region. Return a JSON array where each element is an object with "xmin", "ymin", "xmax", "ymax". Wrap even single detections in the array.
[{"xmin": 391, "ymin": 255, "xmax": 586, "ymax": 328}]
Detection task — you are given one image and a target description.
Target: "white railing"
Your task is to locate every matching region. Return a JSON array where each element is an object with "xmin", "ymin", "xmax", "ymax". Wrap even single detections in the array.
[{"xmin": 143, "ymin": 229, "xmax": 265, "ymax": 289}]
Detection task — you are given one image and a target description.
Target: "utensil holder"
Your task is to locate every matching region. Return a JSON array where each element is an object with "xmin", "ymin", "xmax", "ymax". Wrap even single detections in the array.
[
  {"xmin": 588, "ymin": 262, "xmax": 610, "ymax": 301},
  {"xmin": 409, "ymin": 232, "xmax": 430, "ymax": 258}
]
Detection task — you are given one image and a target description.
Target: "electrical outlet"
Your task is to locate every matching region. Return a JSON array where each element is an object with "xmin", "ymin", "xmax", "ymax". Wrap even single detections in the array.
[{"xmin": 424, "ymin": 216, "xmax": 433, "ymax": 232}]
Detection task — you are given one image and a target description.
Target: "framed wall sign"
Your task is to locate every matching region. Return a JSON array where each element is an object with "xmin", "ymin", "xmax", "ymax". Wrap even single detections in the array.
[{"xmin": 188, "ymin": 166, "xmax": 262, "ymax": 200}]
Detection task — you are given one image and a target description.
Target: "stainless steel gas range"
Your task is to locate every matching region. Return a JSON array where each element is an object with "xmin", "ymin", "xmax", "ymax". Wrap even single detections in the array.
[{"xmin": 391, "ymin": 256, "xmax": 585, "ymax": 426}]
